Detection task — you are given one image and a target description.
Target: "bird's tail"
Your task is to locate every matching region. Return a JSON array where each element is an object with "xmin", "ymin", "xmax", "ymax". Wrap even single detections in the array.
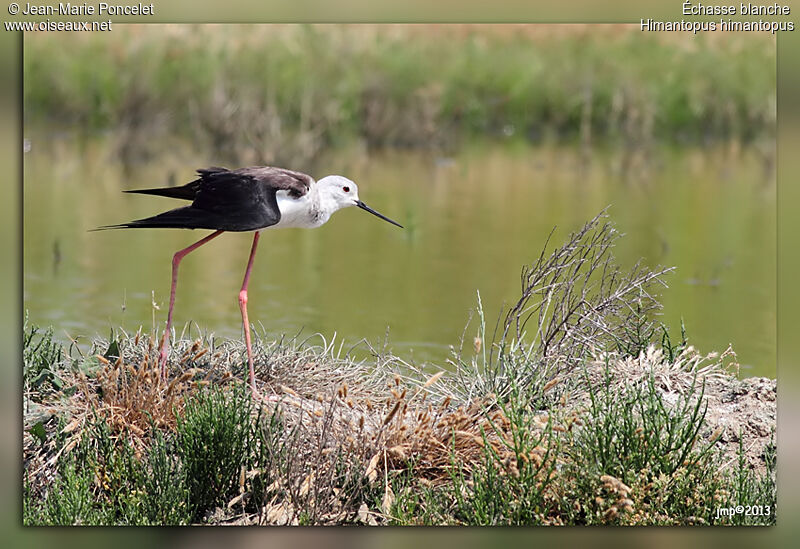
[
  {"xmin": 123, "ymin": 186, "xmax": 197, "ymax": 200},
  {"xmin": 92, "ymin": 206, "xmax": 211, "ymax": 231},
  {"xmin": 90, "ymin": 224, "xmax": 129, "ymax": 231}
]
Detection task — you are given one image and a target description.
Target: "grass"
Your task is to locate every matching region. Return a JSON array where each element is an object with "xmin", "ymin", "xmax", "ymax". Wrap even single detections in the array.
[
  {"xmin": 579, "ymin": 358, "xmax": 711, "ymax": 483},
  {"xmin": 23, "ymin": 212, "xmax": 776, "ymax": 525},
  {"xmin": 23, "ymin": 315, "xmax": 64, "ymax": 394},
  {"xmin": 24, "ymin": 25, "xmax": 775, "ymax": 168},
  {"xmin": 176, "ymin": 385, "xmax": 254, "ymax": 520}
]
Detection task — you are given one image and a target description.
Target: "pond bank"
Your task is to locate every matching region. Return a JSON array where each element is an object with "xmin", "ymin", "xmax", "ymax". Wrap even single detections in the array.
[
  {"xmin": 23, "ymin": 329, "xmax": 775, "ymax": 525},
  {"xmin": 23, "ymin": 214, "xmax": 775, "ymax": 525}
]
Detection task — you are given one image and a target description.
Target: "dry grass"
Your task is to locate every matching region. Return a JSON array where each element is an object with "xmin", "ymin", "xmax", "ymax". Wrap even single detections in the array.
[
  {"xmin": 446, "ymin": 210, "xmax": 675, "ymax": 403},
  {"xmin": 22, "ymin": 212, "xmax": 775, "ymax": 525},
  {"xmin": 69, "ymin": 334, "xmax": 234, "ymax": 438},
  {"xmin": 23, "ymin": 317, "xmax": 775, "ymax": 526},
  {"xmin": 25, "ymin": 327, "xmax": 553, "ymax": 524},
  {"xmin": 579, "ymin": 344, "xmax": 737, "ymax": 400}
]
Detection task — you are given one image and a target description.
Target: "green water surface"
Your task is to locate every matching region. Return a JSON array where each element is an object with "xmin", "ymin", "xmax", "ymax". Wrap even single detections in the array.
[{"xmin": 23, "ymin": 137, "xmax": 775, "ymax": 377}]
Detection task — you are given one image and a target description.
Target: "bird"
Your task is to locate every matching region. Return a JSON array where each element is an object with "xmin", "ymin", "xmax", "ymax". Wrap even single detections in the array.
[{"xmin": 98, "ymin": 166, "xmax": 403, "ymax": 395}]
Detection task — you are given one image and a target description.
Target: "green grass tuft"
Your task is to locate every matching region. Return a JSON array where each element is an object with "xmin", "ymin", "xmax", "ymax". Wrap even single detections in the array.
[
  {"xmin": 23, "ymin": 315, "xmax": 65, "ymax": 393},
  {"xmin": 176, "ymin": 386, "xmax": 254, "ymax": 521}
]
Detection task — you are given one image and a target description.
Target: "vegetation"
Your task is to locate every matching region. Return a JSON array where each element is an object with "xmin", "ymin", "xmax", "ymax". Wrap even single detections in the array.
[
  {"xmin": 24, "ymin": 25, "xmax": 776, "ymax": 167},
  {"xmin": 23, "ymin": 213, "xmax": 775, "ymax": 525}
]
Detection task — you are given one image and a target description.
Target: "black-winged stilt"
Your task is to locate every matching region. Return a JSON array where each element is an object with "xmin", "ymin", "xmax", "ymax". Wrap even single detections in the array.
[{"xmin": 99, "ymin": 166, "xmax": 403, "ymax": 394}]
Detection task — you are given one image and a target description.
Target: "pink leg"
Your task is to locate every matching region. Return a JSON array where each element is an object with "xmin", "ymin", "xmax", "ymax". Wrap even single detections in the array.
[
  {"xmin": 239, "ymin": 231, "xmax": 261, "ymax": 395},
  {"xmin": 159, "ymin": 230, "xmax": 224, "ymax": 380}
]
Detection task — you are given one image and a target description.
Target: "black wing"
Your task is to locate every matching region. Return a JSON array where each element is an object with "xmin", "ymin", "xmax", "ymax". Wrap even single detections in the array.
[
  {"xmin": 99, "ymin": 166, "xmax": 315, "ymax": 232},
  {"xmin": 232, "ymin": 167, "xmax": 313, "ymax": 198}
]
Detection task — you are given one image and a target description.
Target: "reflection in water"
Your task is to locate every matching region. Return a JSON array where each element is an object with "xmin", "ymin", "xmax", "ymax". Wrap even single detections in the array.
[{"xmin": 23, "ymin": 136, "xmax": 775, "ymax": 378}]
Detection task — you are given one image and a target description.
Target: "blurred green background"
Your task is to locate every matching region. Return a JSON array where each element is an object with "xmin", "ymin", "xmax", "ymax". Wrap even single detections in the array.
[{"xmin": 4, "ymin": 0, "xmax": 797, "ymax": 545}]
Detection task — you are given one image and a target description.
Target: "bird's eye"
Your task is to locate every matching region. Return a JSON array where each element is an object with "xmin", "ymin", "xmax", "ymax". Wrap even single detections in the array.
[{"xmin": 342, "ymin": 186, "xmax": 350, "ymax": 193}]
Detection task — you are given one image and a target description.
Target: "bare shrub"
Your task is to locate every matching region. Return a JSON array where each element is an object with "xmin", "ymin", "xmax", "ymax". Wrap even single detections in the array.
[{"xmin": 450, "ymin": 210, "xmax": 673, "ymax": 400}]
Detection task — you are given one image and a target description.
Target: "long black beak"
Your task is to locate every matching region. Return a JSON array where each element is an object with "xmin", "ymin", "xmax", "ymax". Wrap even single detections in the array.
[{"xmin": 356, "ymin": 200, "xmax": 404, "ymax": 228}]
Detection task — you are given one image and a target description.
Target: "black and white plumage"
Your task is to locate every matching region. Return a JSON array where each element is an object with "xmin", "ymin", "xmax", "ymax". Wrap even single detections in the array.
[
  {"xmin": 98, "ymin": 165, "xmax": 402, "ymax": 395},
  {"xmin": 102, "ymin": 166, "xmax": 402, "ymax": 231}
]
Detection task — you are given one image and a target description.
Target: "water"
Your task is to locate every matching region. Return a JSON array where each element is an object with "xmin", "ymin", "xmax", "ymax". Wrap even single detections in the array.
[{"xmin": 23, "ymin": 134, "xmax": 776, "ymax": 378}]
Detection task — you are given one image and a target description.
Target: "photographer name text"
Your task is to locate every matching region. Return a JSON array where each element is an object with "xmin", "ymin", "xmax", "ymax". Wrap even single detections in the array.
[{"xmin": 17, "ymin": 2, "xmax": 153, "ymax": 15}]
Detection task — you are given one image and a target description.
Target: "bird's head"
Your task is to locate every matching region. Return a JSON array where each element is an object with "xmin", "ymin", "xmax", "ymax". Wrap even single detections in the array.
[{"xmin": 316, "ymin": 175, "xmax": 403, "ymax": 228}]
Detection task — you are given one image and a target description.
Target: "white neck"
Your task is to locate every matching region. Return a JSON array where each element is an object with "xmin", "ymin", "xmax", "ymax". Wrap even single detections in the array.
[{"xmin": 272, "ymin": 187, "xmax": 327, "ymax": 229}]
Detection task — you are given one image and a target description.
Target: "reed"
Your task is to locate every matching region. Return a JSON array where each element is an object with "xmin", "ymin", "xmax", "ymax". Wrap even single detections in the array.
[{"xmin": 24, "ymin": 25, "xmax": 775, "ymax": 168}]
